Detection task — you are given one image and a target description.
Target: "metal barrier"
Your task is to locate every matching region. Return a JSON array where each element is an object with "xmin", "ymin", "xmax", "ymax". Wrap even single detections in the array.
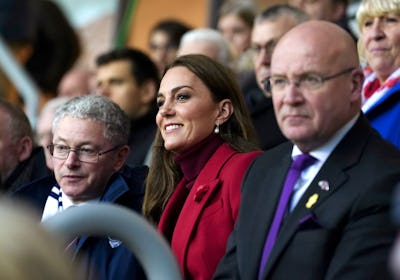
[{"xmin": 42, "ymin": 203, "xmax": 182, "ymax": 280}]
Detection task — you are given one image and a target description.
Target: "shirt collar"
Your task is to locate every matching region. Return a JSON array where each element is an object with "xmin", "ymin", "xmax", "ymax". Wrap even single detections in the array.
[{"xmin": 292, "ymin": 113, "xmax": 359, "ymax": 164}]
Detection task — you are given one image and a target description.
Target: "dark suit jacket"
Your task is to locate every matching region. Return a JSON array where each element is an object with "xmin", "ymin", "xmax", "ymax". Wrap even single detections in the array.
[
  {"xmin": 4, "ymin": 146, "xmax": 50, "ymax": 193},
  {"xmin": 214, "ymin": 115, "xmax": 400, "ymax": 280}
]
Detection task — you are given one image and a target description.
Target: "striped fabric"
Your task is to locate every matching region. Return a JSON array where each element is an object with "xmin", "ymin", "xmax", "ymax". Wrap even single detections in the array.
[{"xmin": 41, "ymin": 184, "xmax": 63, "ymax": 221}]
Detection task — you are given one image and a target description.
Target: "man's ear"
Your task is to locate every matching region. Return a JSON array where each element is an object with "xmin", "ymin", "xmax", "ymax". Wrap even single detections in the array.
[
  {"xmin": 216, "ymin": 99, "xmax": 234, "ymax": 125},
  {"xmin": 113, "ymin": 145, "xmax": 130, "ymax": 171},
  {"xmin": 17, "ymin": 136, "xmax": 33, "ymax": 162},
  {"xmin": 350, "ymin": 68, "xmax": 364, "ymax": 103}
]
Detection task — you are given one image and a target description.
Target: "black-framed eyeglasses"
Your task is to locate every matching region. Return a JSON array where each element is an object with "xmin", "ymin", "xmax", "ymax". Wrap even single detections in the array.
[
  {"xmin": 264, "ymin": 67, "xmax": 355, "ymax": 93},
  {"xmin": 47, "ymin": 144, "xmax": 121, "ymax": 163},
  {"xmin": 250, "ymin": 40, "xmax": 278, "ymax": 57}
]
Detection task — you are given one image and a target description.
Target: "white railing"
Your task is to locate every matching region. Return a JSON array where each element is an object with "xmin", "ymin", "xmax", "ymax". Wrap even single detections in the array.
[
  {"xmin": 42, "ymin": 203, "xmax": 182, "ymax": 280},
  {"xmin": 0, "ymin": 35, "xmax": 39, "ymax": 127}
]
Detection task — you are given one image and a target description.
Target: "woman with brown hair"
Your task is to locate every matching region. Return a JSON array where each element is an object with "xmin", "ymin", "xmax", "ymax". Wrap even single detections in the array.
[{"xmin": 143, "ymin": 54, "xmax": 261, "ymax": 279}]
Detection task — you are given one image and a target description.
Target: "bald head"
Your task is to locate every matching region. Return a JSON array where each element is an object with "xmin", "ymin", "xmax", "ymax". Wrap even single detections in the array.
[
  {"xmin": 273, "ymin": 20, "xmax": 358, "ymax": 70},
  {"xmin": 270, "ymin": 20, "xmax": 363, "ymax": 152}
]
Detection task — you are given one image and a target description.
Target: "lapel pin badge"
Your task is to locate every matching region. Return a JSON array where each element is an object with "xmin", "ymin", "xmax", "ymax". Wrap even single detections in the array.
[
  {"xmin": 318, "ymin": 180, "xmax": 330, "ymax": 191},
  {"xmin": 306, "ymin": 193, "xmax": 319, "ymax": 209}
]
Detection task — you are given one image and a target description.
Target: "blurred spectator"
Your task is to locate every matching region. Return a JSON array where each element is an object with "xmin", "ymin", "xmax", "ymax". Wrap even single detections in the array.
[
  {"xmin": 177, "ymin": 27, "xmax": 260, "ymax": 118},
  {"xmin": 96, "ymin": 48, "xmax": 159, "ymax": 166},
  {"xmin": 0, "ymin": 99, "xmax": 49, "ymax": 192},
  {"xmin": 177, "ymin": 28, "xmax": 234, "ymax": 68},
  {"xmin": 252, "ymin": 5, "xmax": 309, "ymax": 95},
  {"xmin": 0, "ymin": 0, "xmax": 81, "ymax": 114},
  {"xmin": 148, "ymin": 19, "xmax": 191, "ymax": 76},
  {"xmin": 288, "ymin": 0, "xmax": 357, "ymax": 40},
  {"xmin": 58, "ymin": 68, "xmax": 93, "ymax": 98},
  {"xmin": 36, "ymin": 96, "xmax": 71, "ymax": 170},
  {"xmin": 217, "ymin": 2, "xmax": 259, "ymax": 111},
  {"xmin": 25, "ymin": 0, "xmax": 81, "ymax": 108},
  {"xmin": 248, "ymin": 4, "xmax": 308, "ymax": 150},
  {"xmin": 0, "ymin": 198, "xmax": 79, "ymax": 280},
  {"xmin": 0, "ymin": 0, "xmax": 38, "ymax": 106},
  {"xmin": 217, "ymin": 1, "xmax": 256, "ymax": 72}
]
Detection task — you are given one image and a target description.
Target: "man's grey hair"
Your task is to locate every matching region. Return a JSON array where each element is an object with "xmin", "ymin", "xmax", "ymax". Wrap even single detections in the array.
[
  {"xmin": 179, "ymin": 28, "xmax": 233, "ymax": 68},
  {"xmin": 52, "ymin": 95, "xmax": 130, "ymax": 145},
  {"xmin": 255, "ymin": 4, "xmax": 309, "ymax": 25}
]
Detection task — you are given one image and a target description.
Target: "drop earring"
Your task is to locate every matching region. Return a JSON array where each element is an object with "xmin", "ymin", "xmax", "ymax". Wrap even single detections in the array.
[{"xmin": 214, "ymin": 124, "xmax": 220, "ymax": 134}]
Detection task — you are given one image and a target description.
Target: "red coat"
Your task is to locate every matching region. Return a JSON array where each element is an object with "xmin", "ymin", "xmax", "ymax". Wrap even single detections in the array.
[{"xmin": 158, "ymin": 143, "xmax": 261, "ymax": 279}]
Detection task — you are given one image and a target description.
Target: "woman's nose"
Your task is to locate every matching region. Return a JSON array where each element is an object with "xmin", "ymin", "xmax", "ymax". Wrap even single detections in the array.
[
  {"xmin": 158, "ymin": 100, "xmax": 174, "ymax": 116},
  {"xmin": 370, "ymin": 18, "xmax": 386, "ymax": 40}
]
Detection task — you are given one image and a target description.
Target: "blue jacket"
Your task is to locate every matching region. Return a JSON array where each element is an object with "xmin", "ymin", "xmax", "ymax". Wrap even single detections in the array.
[
  {"xmin": 364, "ymin": 82, "xmax": 400, "ymax": 149},
  {"xmin": 13, "ymin": 165, "xmax": 148, "ymax": 280}
]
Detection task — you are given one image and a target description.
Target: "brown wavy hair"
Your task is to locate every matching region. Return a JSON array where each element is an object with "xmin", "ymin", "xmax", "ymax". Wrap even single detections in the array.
[{"xmin": 143, "ymin": 54, "xmax": 259, "ymax": 223}]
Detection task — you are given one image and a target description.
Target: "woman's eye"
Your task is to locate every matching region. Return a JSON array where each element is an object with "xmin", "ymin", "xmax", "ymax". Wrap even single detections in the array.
[
  {"xmin": 363, "ymin": 19, "xmax": 373, "ymax": 28},
  {"xmin": 385, "ymin": 16, "xmax": 399, "ymax": 23},
  {"xmin": 157, "ymin": 99, "xmax": 164, "ymax": 107},
  {"xmin": 176, "ymin": 93, "xmax": 189, "ymax": 101}
]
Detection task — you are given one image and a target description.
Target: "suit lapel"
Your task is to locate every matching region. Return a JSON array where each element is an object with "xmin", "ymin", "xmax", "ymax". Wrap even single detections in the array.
[
  {"xmin": 240, "ymin": 148, "xmax": 293, "ymax": 278},
  {"xmin": 261, "ymin": 115, "xmax": 371, "ymax": 278},
  {"xmin": 261, "ymin": 164, "xmax": 348, "ymax": 276}
]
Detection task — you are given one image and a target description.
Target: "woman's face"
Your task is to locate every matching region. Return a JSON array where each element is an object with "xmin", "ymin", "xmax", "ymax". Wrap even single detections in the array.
[
  {"xmin": 218, "ymin": 14, "xmax": 252, "ymax": 55},
  {"xmin": 361, "ymin": 13, "xmax": 400, "ymax": 82},
  {"xmin": 156, "ymin": 66, "xmax": 221, "ymax": 154},
  {"xmin": 149, "ymin": 31, "xmax": 178, "ymax": 75}
]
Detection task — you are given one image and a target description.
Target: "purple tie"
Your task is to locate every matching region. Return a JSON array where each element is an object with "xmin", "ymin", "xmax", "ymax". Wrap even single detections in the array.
[{"xmin": 258, "ymin": 153, "xmax": 316, "ymax": 279}]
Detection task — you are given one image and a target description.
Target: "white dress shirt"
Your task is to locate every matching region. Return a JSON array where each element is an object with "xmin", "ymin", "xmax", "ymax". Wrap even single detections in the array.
[{"xmin": 289, "ymin": 114, "xmax": 359, "ymax": 211}]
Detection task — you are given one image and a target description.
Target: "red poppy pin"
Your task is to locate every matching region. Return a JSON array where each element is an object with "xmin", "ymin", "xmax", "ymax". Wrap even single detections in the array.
[{"xmin": 194, "ymin": 185, "xmax": 209, "ymax": 202}]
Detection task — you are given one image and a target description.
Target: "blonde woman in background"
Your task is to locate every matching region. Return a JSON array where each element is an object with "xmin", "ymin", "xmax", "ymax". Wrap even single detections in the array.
[{"xmin": 357, "ymin": 0, "xmax": 400, "ymax": 149}]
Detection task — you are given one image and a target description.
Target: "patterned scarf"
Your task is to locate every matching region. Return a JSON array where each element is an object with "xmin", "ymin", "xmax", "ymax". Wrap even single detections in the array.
[
  {"xmin": 41, "ymin": 184, "xmax": 74, "ymax": 221},
  {"xmin": 362, "ymin": 67, "xmax": 400, "ymax": 113}
]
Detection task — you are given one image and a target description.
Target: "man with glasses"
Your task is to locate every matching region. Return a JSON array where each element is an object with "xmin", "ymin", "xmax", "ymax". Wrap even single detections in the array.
[
  {"xmin": 248, "ymin": 4, "xmax": 309, "ymax": 150},
  {"xmin": 265, "ymin": 67, "xmax": 354, "ymax": 93},
  {"xmin": 214, "ymin": 20, "xmax": 400, "ymax": 279},
  {"xmin": 14, "ymin": 95, "xmax": 147, "ymax": 280}
]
